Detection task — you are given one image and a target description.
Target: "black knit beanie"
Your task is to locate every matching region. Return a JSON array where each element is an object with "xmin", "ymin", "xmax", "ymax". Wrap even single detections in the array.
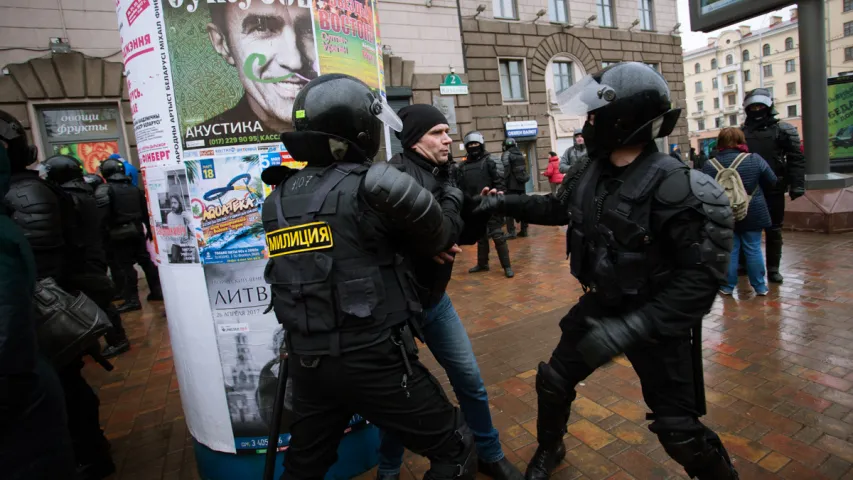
[{"xmin": 395, "ymin": 104, "xmax": 449, "ymax": 149}]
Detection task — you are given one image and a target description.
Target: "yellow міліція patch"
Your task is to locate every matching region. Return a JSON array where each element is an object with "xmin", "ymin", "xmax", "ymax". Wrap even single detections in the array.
[{"xmin": 266, "ymin": 221, "xmax": 334, "ymax": 257}]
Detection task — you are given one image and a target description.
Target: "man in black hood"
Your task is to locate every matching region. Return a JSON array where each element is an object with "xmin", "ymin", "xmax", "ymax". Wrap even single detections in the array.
[
  {"xmin": 375, "ymin": 104, "xmax": 522, "ymax": 480},
  {"xmin": 741, "ymin": 88, "xmax": 805, "ymax": 284}
]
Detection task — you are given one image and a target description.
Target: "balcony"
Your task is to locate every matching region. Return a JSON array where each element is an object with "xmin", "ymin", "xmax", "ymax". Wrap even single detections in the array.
[
  {"xmin": 691, "ymin": 110, "xmax": 705, "ymax": 117},
  {"xmin": 724, "ymin": 104, "xmax": 739, "ymax": 112},
  {"xmin": 723, "ymin": 84, "xmax": 738, "ymax": 93}
]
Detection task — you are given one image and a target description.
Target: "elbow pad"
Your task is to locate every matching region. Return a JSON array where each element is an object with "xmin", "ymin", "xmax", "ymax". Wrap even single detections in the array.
[{"xmin": 363, "ymin": 162, "xmax": 442, "ymax": 234}]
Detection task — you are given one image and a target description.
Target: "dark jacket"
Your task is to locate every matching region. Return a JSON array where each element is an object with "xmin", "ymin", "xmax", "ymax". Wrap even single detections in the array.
[
  {"xmin": 502, "ymin": 147, "xmax": 529, "ymax": 191},
  {"xmin": 702, "ymin": 148, "xmax": 777, "ymax": 233},
  {"xmin": 390, "ymin": 150, "xmax": 487, "ymax": 308}
]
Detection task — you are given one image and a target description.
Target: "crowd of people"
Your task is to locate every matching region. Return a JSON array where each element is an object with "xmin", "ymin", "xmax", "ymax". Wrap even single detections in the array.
[{"xmin": 1, "ymin": 110, "xmax": 162, "ymax": 480}]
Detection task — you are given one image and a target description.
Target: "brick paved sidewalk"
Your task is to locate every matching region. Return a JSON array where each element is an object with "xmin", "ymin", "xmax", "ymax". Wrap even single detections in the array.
[{"xmin": 83, "ymin": 226, "xmax": 853, "ymax": 479}]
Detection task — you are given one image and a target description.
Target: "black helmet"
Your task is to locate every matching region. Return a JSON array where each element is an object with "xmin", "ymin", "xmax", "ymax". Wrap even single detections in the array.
[
  {"xmin": 44, "ymin": 155, "xmax": 84, "ymax": 185},
  {"xmin": 463, "ymin": 131, "xmax": 486, "ymax": 158},
  {"xmin": 557, "ymin": 62, "xmax": 680, "ymax": 152},
  {"xmin": 282, "ymin": 73, "xmax": 402, "ymax": 162},
  {"xmin": 0, "ymin": 110, "xmax": 38, "ymax": 169},
  {"xmin": 743, "ymin": 88, "xmax": 773, "ymax": 108},
  {"xmin": 503, "ymin": 138, "xmax": 517, "ymax": 151},
  {"xmin": 100, "ymin": 158, "xmax": 125, "ymax": 178},
  {"xmin": 83, "ymin": 174, "xmax": 105, "ymax": 187},
  {"xmin": 463, "ymin": 131, "xmax": 485, "ymax": 148}
]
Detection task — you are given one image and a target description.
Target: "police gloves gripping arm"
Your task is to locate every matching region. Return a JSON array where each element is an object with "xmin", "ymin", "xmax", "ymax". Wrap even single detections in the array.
[
  {"xmin": 472, "ymin": 192, "xmax": 569, "ymax": 226},
  {"xmin": 362, "ymin": 162, "xmax": 463, "ymax": 256},
  {"xmin": 779, "ymin": 122, "xmax": 805, "ymax": 200}
]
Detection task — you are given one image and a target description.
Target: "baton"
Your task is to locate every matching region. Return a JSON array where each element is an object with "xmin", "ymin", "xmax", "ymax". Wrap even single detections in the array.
[
  {"xmin": 263, "ymin": 347, "xmax": 289, "ymax": 480},
  {"xmin": 691, "ymin": 325, "xmax": 707, "ymax": 416}
]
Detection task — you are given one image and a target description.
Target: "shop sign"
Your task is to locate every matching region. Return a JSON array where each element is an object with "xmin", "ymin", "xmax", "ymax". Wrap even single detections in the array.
[
  {"xmin": 505, "ymin": 120, "xmax": 538, "ymax": 138},
  {"xmin": 41, "ymin": 107, "xmax": 121, "ymax": 140}
]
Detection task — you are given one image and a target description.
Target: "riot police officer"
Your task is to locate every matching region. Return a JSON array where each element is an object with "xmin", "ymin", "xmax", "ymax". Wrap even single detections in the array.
[
  {"xmin": 96, "ymin": 158, "xmax": 163, "ymax": 312},
  {"xmin": 1, "ymin": 110, "xmax": 116, "ymax": 480},
  {"xmin": 261, "ymin": 73, "xmax": 475, "ymax": 480},
  {"xmin": 741, "ymin": 88, "xmax": 805, "ymax": 284},
  {"xmin": 473, "ymin": 63, "xmax": 738, "ymax": 480},
  {"xmin": 457, "ymin": 132, "xmax": 513, "ymax": 277},
  {"xmin": 501, "ymin": 138, "xmax": 530, "ymax": 239},
  {"xmin": 44, "ymin": 155, "xmax": 130, "ymax": 358}
]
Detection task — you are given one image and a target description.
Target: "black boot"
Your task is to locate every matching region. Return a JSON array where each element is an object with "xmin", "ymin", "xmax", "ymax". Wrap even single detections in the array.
[
  {"xmin": 469, "ymin": 265, "xmax": 490, "ymax": 273},
  {"xmin": 518, "ymin": 223, "xmax": 529, "ymax": 237},
  {"xmin": 101, "ymin": 339, "xmax": 130, "ymax": 359},
  {"xmin": 376, "ymin": 473, "xmax": 400, "ymax": 480},
  {"xmin": 765, "ymin": 227, "xmax": 784, "ymax": 284},
  {"xmin": 504, "ymin": 268, "xmax": 514, "ymax": 278},
  {"xmin": 479, "ymin": 457, "xmax": 524, "ymax": 480},
  {"xmin": 117, "ymin": 300, "xmax": 141, "ymax": 313},
  {"xmin": 147, "ymin": 292, "xmax": 164, "ymax": 301},
  {"xmin": 495, "ymin": 239, "xmax": 512, "ymax": 270},
  {"xmin": 526, "ymin": 363, "xmax": 574, "ymax": 480},
  {"xmin": 505, "ymin": 217, "xmax": 517, "ymax": 240},
  {"xmin": 661, "ymin": 431, "xmax": 739, "ymax": 480}
]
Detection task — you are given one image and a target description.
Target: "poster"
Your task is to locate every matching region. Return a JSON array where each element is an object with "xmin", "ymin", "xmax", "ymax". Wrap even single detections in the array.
[
  {"xmin": 186, "ymin": 155, "xmax": 266, "ymax": 264},
  {"xmin": 164, "ymin": 0, "xmax": 319, "ymax": 150},
  {"xmin": 313, "ymin": 0, "xmax": 380, "ymax": 88},
  {"xmin": 145, "ymin": 166, "xmax": 201, "ymax": 264},
  {"xmin": 829, "ymin": 77, "xmax": 853, "ymax": 163}
]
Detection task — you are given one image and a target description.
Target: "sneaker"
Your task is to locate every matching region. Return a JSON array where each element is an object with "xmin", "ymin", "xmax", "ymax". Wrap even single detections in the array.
[
  {"xmin": 755, "ymin": 288, "xmax": 769, "ymax": 296},
  {"xmin": 719, "ymin": 289, "xmax": 733, "ymax": 296}
]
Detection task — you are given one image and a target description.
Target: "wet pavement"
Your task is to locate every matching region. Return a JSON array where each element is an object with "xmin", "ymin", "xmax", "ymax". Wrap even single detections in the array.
[{"xmin": 84, "ymin": 226, "xmax": 853, "ymax": 479}]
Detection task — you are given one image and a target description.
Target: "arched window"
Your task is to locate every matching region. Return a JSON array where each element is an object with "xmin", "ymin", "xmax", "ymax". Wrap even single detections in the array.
[
  {"xmin": 725, "ymin": 54, "xmax": 733, "ymax": 65},
  {"xmin": 763, "ymin": 43, "xmax": 771, "ymax": 56},
  {"xmin": 710, "ymin": 58, "xmax": 717, "ymax": 69},
  {"xmin": 694, "ymin": 63, "xmax": 701, "ymax": 74},
  {"xmin": 785, "ymin": 37, "xmax": 794, "ymax": 50},
  {"xmin": 742, "ymin": 50, "xmax": 750, "ymax": 61}
]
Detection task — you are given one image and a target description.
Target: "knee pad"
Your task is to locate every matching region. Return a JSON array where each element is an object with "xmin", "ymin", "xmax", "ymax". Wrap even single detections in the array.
[
  {"xmin": 423, "ymin": 424, "xmax": 477, "ymax": 480},
  {"xmin": 536, "ymin": 362, "xmax": 574, "ymax": 405},
  {"xmin": 657, "ymin": 430, "xmax": 737, "ymax": 479}
]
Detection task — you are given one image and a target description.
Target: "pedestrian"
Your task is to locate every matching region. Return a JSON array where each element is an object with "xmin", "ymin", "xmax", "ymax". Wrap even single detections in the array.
[
  {"xmin": 702, "ymin": 128, "xmax": 777, "ymax": 296},
  {"xmin": 741, "ymin": 88, "xmax": 805, "ymax": 284},
  {"xmin": 559, "ymin": 129, "xmax": 586, "ymax": 173},
  {"xmin": 501, "ymin": 138, "xmax": 530, "ymax": 239},
  {"xmin": 457, "ymin": 131, "xmax": 514, "ymax": 277},
  {"xmin": 1, "ymin": 110, "xmax": 116, "ymax": 480},
  {"xmin": 96, "ymin": 158, "xmax": 163, "ymax": 312},
  {"xmin": 0, "ymin": 125, "xmax": 76, "ymax": 480},
  {"xmin": 261, "ymin": 73, "xmax": 475, "ymax": 480},
  {"xmin": 472, "ymin": 62, "xmax": 738, "ymax": 480},
  {"xmin": 378, "ymin": 103, "xmax": 522, "ymax": 480},
  {"xmin": 543, "ymin": 151, "xmax": 564, "ymax": 194}
]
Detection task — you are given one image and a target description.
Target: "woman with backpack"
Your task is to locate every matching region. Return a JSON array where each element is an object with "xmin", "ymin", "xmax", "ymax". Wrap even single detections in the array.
[{"xmin": 701, "ymin": 128, "xmax": 777, "ymax": 296}]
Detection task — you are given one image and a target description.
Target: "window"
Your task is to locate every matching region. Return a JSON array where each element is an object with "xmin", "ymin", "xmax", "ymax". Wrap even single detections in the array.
[
  {"xmin": 37, "ymin": 106, "xmax": 127, "ymax": 174},
  {"xmin": 596, "ymin": 0, "xmax": 614, "ymax": 27},
  {"xmin": 550, "ymin": 0, "xmax": 569, "ymax": 23},
  {"xmin": 711, "ymin": 58, "xmax": 717, "ymax": 69},
  {"xmin": 638, "ymin": 0, "xmax": 654, "ymax": 30},
  {"xmin": 645, "ymin": 63, "xmax": 660, "ymax": 72},
  {"xmin": 714, "ymin": 98, "xmax": 720, "ymax": 109},
  {"xmin": 697, "ymin": 100, "xmax": 704, "ymax": 112},
  {"xmin": 552, "ymin": 61, "xmax": 573, "ymax": 94},
  {"xmin": 846, "ymin": 21, "xmax": 853, "ymax": 37},
  {"xmin": 785, "ymin": 37, "xmax": 794, "ymax": 51},
  {"xmin": 715, "ymin": 117, "xmax": 722, "ymax": 128},
  {"xmin": 763, "ymin": 64, "xmax": 773, "ymax": 78},
  {"xmin": 493, "ymin": 0, "xmax": 517, "ymax": 19},
  {"xmin": 744, "ymin": 70, "xmax": 751, "ymax": 82},
  {"xmin": 499, "ymin": 59, "xmax": 526, "ymax": 101},
  {"xmin": 787, "ymin": 105, "xmax": 798, "ymax": 117},
  {"xmin": 729, "ymin": 114, "xmax": 738, "ymax": 126},
  {"xmin": 846, "ymin": 47, "xmax": 853, "ymax": 61},
  {"xmin": 601, "ymin": 61, "xmax": 617, "ymax": 68},
  {"xmin": 726, "ymin": 54, "xmax": 733, "ymax": 65},
  {"xmin": 763, "ymin": 44, "xmax": 771, "ymax": 56},
  {"xmin": 787, "ymin": 82, "xmax": 796, "ymax": 95},
  {"xmin": 846, "ymin": 0, "xmax": 853, "ymax": 12},
  {"xmin": 697, "ymin": 119, "xmax": 705, "ymax": 130},
  {"xmin": 712, "ymin": 77, "xmax": 718, "ymax": 89},
  {"xmin": 727, "ymin": 94, "xmax": 736, "ymax": 106},
  {"xmin": 785, "ymin": 59, "xmax": 796, "ymax": 72},
  {"xmin": 743, "ymin": 50, "xmax": 750, "ymax": 61},
  {"xmin": 726, "ymin": 73, "xmax": 735, "ymax": 85},
  {"xmin": 694, "ymin": 63, "xmax": 701, "ymax": 74},
  {"xmin": 695, "ymin": 81, "xmax": 703, "ymax": 93}
]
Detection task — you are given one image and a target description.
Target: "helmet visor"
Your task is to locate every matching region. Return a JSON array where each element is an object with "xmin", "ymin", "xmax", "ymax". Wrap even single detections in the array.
[
  {"xmin": 464, "ymin": 132, "xmax": 485, "ymax": 145},
  {"xmin": 372, "ymin": 92, "xmax": 403, "ymax": 133},
  {"xmin": 743, "ymin": 92, "xmax": 773, "ymax": 108},
  {"xmin": 556, "ymin": 74, "xmax": 617, "ymax": 116}
]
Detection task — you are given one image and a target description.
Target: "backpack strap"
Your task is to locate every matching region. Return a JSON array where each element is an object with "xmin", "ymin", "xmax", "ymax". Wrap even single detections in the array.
[
  {"xmin": 729, "ymin": 153, "xmax": 749, "ymax": 170},
  {"xmin": 708, "ymin": 158, "xmax": 724, "ymax": 173}
]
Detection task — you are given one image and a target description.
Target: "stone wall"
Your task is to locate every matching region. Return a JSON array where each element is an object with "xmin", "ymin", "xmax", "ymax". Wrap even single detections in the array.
[{"xmin": 461, "ymin": 19, "xmax": 688, "ymax": 190}]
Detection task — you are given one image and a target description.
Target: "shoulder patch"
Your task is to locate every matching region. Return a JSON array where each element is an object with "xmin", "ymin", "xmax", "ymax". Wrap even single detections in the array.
[
  {"xmin": 266, "ymin": 221, "xmax": 334, "ymax": 257},
  {"xmin": 654, "ymin": 168, "xmax": 691, "ymax": 205},
  {"xmin": 688, "ymin": 169, "xmax": 730, "ymax": 206}
]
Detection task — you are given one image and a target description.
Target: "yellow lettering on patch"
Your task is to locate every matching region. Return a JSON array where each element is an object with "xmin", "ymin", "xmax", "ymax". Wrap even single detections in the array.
[{"xmin": 265, "ymin": 221, "xmax": 335, "ymax": 257}]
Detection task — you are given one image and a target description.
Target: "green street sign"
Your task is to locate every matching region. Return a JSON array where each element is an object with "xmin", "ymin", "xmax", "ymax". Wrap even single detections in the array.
[{"xmin": 440, "ymin": 73, "xmax": 468, "ymax": 95}]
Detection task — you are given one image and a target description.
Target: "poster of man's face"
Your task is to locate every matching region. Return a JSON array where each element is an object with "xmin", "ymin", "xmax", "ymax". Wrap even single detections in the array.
[{"xmin": 207, "ymin": 2, "xmax": 318, "ymax": 132}]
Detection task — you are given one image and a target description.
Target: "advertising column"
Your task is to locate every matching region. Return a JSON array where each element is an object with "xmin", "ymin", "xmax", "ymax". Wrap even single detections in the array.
[{"xmin": 115, "ymin": 0, "xmax": 387, "ymax": 477}]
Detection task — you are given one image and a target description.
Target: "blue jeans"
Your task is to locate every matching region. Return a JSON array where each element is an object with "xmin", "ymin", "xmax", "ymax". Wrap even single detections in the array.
[
  {"xmin": 377, "ymin": 293, "xmax": 503, "ymax": 473},
  {"xmin": 726, "ymin": 230, "xmax": 768, "ymax": 293}
]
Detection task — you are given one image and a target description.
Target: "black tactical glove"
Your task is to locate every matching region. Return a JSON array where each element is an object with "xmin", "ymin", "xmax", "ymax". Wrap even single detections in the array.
[
  {"xmin": 577, "ymin": 313, "xmax": 652, "ymax": 367},
  {"xmin": 789, "ymin": 187, "xmax": 805, "ymax": 201},
  {"xmin": 471, "ymin": 194, "xmax": 505, "ymax": 215}
]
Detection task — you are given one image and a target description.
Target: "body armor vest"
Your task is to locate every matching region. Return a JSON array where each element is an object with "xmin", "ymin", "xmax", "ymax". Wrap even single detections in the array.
[
  {"xmin": 566, "ymin": 153, "xmax": 684, "ymax": 308},
  {"xmin": 458, "ymin": 155, "xmax": 493, "ymax": 196},
  {"xmin": 262, "ymin": 163, "xmax": 422, "ymax": 356},
  {"xmin": 63, "ymin": 180, "xmax": 107, "ymax": 274},
  {"xmin": 106, "ymin": 180, "xmax": 144, "ymax": 227},
  {"xmin": 743, "ymin": 123, "xmax": 785, "ymax": 189}
]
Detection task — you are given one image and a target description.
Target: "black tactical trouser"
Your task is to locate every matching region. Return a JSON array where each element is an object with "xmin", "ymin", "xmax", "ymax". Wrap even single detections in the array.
[
  {"xmin": 56, "ymin": 357, "xmax": 112, "ymax": 467},
  {"xmin": 107, "ymin": 248, "xmax": 123, "ymax": 297},
  {"xmin": 283, "ymin": 331, "xmax": 475, "ymax": 480},
  {"xmin": 70, "ymin": 273, "xmax": 127, "ymax": 344},
  {"xmin": 534, "ymin": 296, "xmax": 737, "ymax": 479},
  {"xmin": 476, "ymin": 216, "xmax": 511, "ymax": 268},
  {"xmin": 112, "ymin": 236, "xmax": 162, "ymax": 304},
  {"xmin": 505, "ymin": 189, "xmax": 528, "ymax": 236}
]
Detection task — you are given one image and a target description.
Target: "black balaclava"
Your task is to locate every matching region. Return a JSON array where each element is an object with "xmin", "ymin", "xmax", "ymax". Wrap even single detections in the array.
[{"xmin": 396, "ymin": 105, "xmax": 449, "ymax": 149}]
